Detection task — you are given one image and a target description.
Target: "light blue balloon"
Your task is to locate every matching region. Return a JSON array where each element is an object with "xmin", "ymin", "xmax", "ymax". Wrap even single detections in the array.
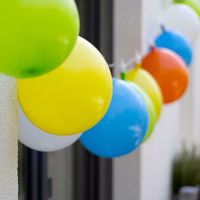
[
  {"xmin": 80, "ymin": 78, "xmax": 149, "ymax": 158},
  {"xmin": 155, "ymin": 29, "xmax": 193, "ymax": 66}
]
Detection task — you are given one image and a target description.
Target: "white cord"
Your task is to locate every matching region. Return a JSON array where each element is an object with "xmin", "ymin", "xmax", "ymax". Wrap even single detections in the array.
[{"xmin": 109, "ymin": 53, "xmax": 142, "ymax": 72}]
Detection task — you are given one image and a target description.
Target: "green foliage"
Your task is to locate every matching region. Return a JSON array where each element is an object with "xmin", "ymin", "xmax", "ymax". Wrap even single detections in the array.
[{"xmin": 172, "ymin": 147, "xmax": 200, "ymax": 195}]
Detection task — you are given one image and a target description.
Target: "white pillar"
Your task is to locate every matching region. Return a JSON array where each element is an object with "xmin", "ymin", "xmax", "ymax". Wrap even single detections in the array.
[{"xmin": 0, "ymin": 75, "xmax": 18, "ymax": 200}]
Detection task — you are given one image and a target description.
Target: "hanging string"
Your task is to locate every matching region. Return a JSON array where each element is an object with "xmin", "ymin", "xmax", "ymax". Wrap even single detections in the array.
[
  {"xmin": 109, "ymin": 53, "xmax": 142, "ymax": 74},
  {"xmin": 160, "ymin": 24, "xmax": 166, "ymax": 32},
  {"xmin": 119, "ymin": 59, "xmax": 126, "ymax": 80}
]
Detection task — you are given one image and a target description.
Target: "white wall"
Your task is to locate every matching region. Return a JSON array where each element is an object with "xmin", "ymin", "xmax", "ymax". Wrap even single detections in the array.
[
  {"xmin": 190, "ymin": 36, "xmax": 200, "ymax": 147},
  {"xmin": 113, "ymin": 0, "xmax": 143, "ymax": 199},
  {"xmin": 0, "ymin": 75, "xmax": 18, "ymax": 200},
  {"xmin": 140, "ymin": 105, "xmax": 182, "ymax": 200}
]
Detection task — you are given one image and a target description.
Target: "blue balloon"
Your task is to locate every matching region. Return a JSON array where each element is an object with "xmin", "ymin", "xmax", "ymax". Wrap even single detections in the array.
[
  {"xmin": 155, "ymin": 29, "xmax": 193, "ymax": 66},
  {"xmin": 80, "ymin": 78, "xmax": 149, "ymax": 158}
]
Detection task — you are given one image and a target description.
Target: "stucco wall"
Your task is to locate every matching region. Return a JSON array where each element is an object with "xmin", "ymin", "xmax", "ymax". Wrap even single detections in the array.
[{"xmin": 0, "ymin": 75, "xmax": 18, "ymax": 200}]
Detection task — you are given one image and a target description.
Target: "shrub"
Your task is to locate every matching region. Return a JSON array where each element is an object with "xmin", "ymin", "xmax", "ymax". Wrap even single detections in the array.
[{"xmin": 172, "ymin": 147, "xmax": 200, "ymax": 196}]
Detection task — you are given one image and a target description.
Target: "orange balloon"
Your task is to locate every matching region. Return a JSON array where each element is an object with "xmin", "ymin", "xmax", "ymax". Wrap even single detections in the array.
[{"xmin": 141, "ymin": 48, "xmax": 189, "ymax": 103}]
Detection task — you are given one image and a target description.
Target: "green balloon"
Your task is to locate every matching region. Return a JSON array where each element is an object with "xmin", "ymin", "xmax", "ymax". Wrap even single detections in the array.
[
  {"xmin": 128, "ymin": 82, "xmax": 157, "ymax": 142},
  {"xmin": 174, "ymin": 0, "xmax": 200, "ymax": 16},
  {"xmin": 0, "ymin": 0, "xmax": 79, "ymax": 78}
]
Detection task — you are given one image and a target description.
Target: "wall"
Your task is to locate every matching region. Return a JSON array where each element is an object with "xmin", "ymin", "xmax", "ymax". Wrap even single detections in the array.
[
  {"xmin": 112, "ymin": 0, "xmax": 143, "ymax": 199},
  {"xmin": 0, "ymin": 75, "xmax": 18, "ymax": 200},
  {"xmin": 192, "ymin": 36, "xmax": 200, "ymax": 146}
]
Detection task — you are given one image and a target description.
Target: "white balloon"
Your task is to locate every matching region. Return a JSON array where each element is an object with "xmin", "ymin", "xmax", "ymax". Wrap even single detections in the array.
[
  {"xmin": 160, "ymin": 4, "xmax": 200, "ymax": 41},
  {"xmin": 19, "ymin": 108, "xmax": 82, "ymax": 152}
]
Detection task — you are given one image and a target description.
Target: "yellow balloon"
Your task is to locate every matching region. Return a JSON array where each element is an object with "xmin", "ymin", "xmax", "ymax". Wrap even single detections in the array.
[
  {"xmin": 125, "ymin": 63, "xmax": 140, "ymax": 78},
  {"xmin": 17, "ymin": 37, "xmax": 113, "ymax": 136},
  {"xmin": 126, "ymin": 68, "xmax": 163, "ymax": 119}
]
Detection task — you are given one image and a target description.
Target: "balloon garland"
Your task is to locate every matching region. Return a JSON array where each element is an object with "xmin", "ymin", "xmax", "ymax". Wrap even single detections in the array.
[{"xmin": 0, "ymin": 0, "xmax": 196, "ymax": 157}]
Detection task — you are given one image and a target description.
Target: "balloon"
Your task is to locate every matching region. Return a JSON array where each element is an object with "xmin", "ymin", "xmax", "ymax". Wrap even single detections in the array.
[
  {"xmin": 80, "ymin": 78, "xmax": 148, "ymax": 158},
  {"xmin": 128, "ymin": 83, "xmax": 157, "ymax": 141},
  {"xmin": 174, "ymin": 0, "xmax": 200, "ymax": 16},
  {"xmin": 18, "ymin": 37, "xmax": 113, "ymax": 136},
  {"xmin": 19, "ymin": 108, "xmax": 81, "ymax": 152},
  {"xmin": 123, "ymin": 63, "xmax": 140, "ymax": 79},
  {"xmin": 160, "ymin": 4, "xmax": 200, "ymax": 41},
  {"xmin": 126, "ymin": 68, "xmax": 163, "ymax": 119},
  {"xmin": 0, "ymin": 0, "xmax": 79, "ymax": 78},
  {"xmin": 155, "ymin": 28, "xmax": 193, "ymax": 66},
  {"xmin": 141, "ymin": 48, "xmax": 189, "ymax": 104}
]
